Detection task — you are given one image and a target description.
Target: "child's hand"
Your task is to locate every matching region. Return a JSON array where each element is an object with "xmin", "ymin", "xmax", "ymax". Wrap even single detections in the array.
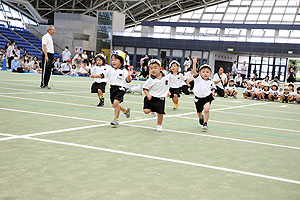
[
  {"xmin": 168, "ymin": 92, "xmax": 171, "ymax": 97},
  {"xmin": 90, "ymin": 74, "xmax": 96, "ymax": 78},
  {"xmin": 192, "ymin": 57, "xmax": 198, "ymax": 64},
  {"xmin": 147, "ymin": 94, "xmax": 152, "ymax": 100},
  {"xmin": 128, "ymin": 69, "xmax": 133, "ymax": 76}
]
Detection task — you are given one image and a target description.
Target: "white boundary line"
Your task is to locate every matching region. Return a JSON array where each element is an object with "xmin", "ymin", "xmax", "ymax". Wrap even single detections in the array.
[
  {"xmin": 14, "ymin": 135, "xmax": 300, "ymax": 185},
  {"xmin": 213, "ymin": 110, "xmax": 300, "ymax": 122},
  {"xmin": 179, "ymin": 116, "xmax": 300, "ymax": 133},
  {"xmin": 1, "ymin": 106, "xmax": 300, "ymax": 150}
]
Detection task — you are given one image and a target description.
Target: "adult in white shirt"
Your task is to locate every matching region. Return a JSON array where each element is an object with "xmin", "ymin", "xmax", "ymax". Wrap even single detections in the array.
[
  {"xmin": 7, "ymin": 40, "xmax": 15, "ymax": 69},
  {"xmin": 238, "ymin": 61, "xmax": 248, "ymax": 80},
  {"xmin": 183, "ymin": 55, "xmax": 192, "ymax": 72},
  {"xmin": 213, "ymin": 67, "xmax": 227, "ymax": 97},
  {"xmin": 61, "ymin": 46, "xmax": 71, "ymax": 63},
  {"xmin": 40, "ymin": 25, "xmax": 55, "ymax": 89},
  {"xmin": 231, "ymin": 61, "xmax": 238, "ymax": 79},
  {"xmin": 82, "ymin": 51, "xmax": 88, "ymax": 60},
  {"xmin": 234, "ymin": 72, "xmax": 243, "ymax": 87}
]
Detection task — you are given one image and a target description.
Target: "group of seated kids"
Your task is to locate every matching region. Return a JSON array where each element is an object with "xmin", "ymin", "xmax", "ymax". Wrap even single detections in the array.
[{"xmin": 243, "ymin": 80, "xmax": 300, "ymax": 104}]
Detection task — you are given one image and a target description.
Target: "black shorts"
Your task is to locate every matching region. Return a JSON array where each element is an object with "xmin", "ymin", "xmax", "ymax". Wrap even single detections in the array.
[
  {"xmin": 181, "ymin": 85, "xmax": 190, "ymax": 95},
  {"xmin": 110, "ymin": 85, "xmax": 126, "ymax": 104},
  {"xmin": 194, "ymin": 94, "xmax": 214, "ymax": 113},
  {"xmin": 62, "ymin": 70, "xmax": 70, "ymax": 73},
  {"xmin": 91, "ymin": 82, "xmax": 106, "ymax": 93},
  {"xmin": 143, "ymin": 96, "xmax": 165, "ymax": 114},
  {"xmin": 287, "ymin": 76, "xmax": 296, "ymax": 83},
  {"xmin": 169, "ymin": 87, "xmax": 181, "ymax": 98},
  {"xmin": 227, "ymin": 90, "xmax": 236, "ymax": 96}
]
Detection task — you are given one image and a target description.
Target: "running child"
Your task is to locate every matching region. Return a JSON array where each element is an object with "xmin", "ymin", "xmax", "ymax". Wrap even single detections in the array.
[
  {"xmin": 169, "ymin": 60, "xmax": 185, "ymax": 110},
  {"xmin": 191, "ymin": 57, "xmax": 214, "ymax": 130},
  {"xmin": 143, "ymin": 59, "xmax": 170, "ymax": 132},
  {"xmin": 96, "ymin": 50, "xmax": 132, "ymax": 127},
  {"xmin": 181, "ymin": 69, "xmax": 194, "ymax": 95},
  {"xmin": 89, "ymin": 54, "xmax": 107, "ymax": 107},
  {"xmin": 261, "ymin": 82, "xmax": 270, "ymax": 101},
  {"xmin": 243, "ymin": 81, "xmax": 255, "ymax": 99},
  {"xmin": 224, "ymin": 79, "xmax": 238, "ymax": 99},
  {"xmin": 268, "ymin": 82, "xmax": 280, "ymax": 101}
]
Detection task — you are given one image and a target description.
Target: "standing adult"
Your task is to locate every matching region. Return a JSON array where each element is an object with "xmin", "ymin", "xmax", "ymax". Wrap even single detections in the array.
[
  {"xmin": 183, "ymin": 55, "xmax": 192, "ymax": 72},
  {"xmin": 287, "ymin": 61, "xmax": 297, "ymax": 83},
  {"xmin": 41, "ymin": 25, "xmax": 55, "ymax": 89},
  {"xmin": 124, "ymin": 51, "xmax": 130, "ymax": 68},
  {"xmin": 213, "ymin": 67, "xmax": 227, "ymax": 97},
  {"xmin": 239, "ymin": 61, "xmax": 248, "ymax": 80},
  {"xmin": 231, "ymin": 61, "xmax": 238, "ymax": 79},
  {"xmin": 62, "ymin": 46, "xmax": 71, "ymax": 63},
  {"xmin": 7, "ymin": 40, "xmax": 15, "ymax": 69}
]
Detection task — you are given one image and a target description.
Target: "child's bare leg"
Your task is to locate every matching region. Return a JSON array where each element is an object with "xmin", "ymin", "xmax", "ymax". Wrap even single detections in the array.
[
  {"xmin": 296, "ymin": 96, "xmax": 300, "ymax": 102},
  {"xmin": 197, "ymin": 112, "xmax": 203, "ymax": 119},
  {"xmin": 97, "ymin": 89, "xmax": 103, "ymax": 98},
  {"xmin": 288, "ymin": 96, "xmax": 294, "ymax": 101},
  {"xmin": 233, "ymin": 91, "xmax": 238, "ymax": 96},
  {"xmin": 225, "ymin": 90, "xmax": 229, "ymax": 96},
  {"xmin": 172, "ymin": 94, "xmax": 178, "ymax": 104},
  {"xmin": 112, "ymin": 100, "xmax": 121, "ymax": 120},
  {"xmin": 144, "ymin": 109, "xmax": 151, "ymax": 114},
  {"xmin": 203, "ymin": 102, "xmax": 210, "ymax": 123},
  {"xmin": 243, "ymin": 92, "xmax": 248, "ymax": 99},
  {"xmin": 157, "ymin": 113, "xmax": 163, "ymax": 125},
  {"xmin": 119, "ymin": 105, "xmax": 127, "ymax": 113},
  {"xmin": 280, "ymin": 95, "xmax": 284, "ymax": 101}
]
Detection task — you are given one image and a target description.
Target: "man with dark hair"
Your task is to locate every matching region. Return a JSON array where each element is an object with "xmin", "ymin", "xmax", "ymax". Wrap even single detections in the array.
[{"xmin": 40, "ymin": 25, "xmax": 55, "ymax": 89}]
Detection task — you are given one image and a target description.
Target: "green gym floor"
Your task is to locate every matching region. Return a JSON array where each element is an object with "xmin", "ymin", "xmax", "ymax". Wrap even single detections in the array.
[{"xmin": 0, "ymin": 70, "xmax": 299, "ymax": 200}]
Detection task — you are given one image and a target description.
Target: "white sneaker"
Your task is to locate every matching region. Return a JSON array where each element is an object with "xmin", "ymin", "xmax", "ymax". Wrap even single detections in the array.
[{"xmin": 156, "ymin": 125, "xmax": 163, "ymax": 132}]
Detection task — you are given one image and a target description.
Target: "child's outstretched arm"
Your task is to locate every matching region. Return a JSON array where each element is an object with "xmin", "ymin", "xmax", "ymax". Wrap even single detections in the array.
[
  {"xmin": 191, "ymin": 56, "xmax": 198, "ymax": 77},
  {"xmin": 90, "ymin": 73, "xmax": 104, "ymax": 79},
  {"xmin": 143, "ymin": 89, "xmax": 152, "ymax": 100},
  {"xmin": 126, "ymin": 70, "xmax": 133, "ymax": 83}
]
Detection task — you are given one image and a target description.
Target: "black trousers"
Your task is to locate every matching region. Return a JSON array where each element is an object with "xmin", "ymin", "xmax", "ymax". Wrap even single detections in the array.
[
  {"xmin": 216, "ymin": 86, "xmax": 225, "ymax": 97},
  {"xmin": 8, "ymin": 56, "xmax": 14, "ymax": 69},
  {"xmin": 41, "ymin": 53, "xmax": 54, "ymax": 87}
]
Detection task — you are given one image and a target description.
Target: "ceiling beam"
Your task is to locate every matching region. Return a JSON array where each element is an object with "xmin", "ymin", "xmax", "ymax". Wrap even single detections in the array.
[{"xmin": 82, "ymin": 0, "xmax": 110, "ymax": 14}]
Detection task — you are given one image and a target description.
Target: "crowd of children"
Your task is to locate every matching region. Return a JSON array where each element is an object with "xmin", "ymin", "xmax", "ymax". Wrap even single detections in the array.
[{"xmin": 242, "ymin": 80, "xmax": 300, "ymax": 104}]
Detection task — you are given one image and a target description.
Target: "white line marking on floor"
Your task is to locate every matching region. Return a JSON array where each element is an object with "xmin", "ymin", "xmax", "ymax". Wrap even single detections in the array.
[
  {"xmin": 179, "ymin": 116, "xmax": 300, "ymax": 133},
  {"xmin": 19, "ymin": 136, "xmax": 300, "ymax": 185},
  {"xmin": 213, "ymin": 110, "xmax": 300, "ymax": 122},
  {"xmin": 1, "ymin": 105, "xmax": 299, "ymax": 150},
  {"xmin": 280, "ymin": 105, "xmax": 288, "ymax": 108}
]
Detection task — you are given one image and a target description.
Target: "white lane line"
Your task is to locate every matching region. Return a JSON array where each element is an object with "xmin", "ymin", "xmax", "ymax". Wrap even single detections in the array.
[
  {"xmin": 280, "ymin": 105, "xmax": 288, "ymax": 108},
  {"xmin": 1, "ymin": 106, "xmax": 299, "ymax": 150},
  {"xmin": 21, "ymin": 136, "xmax": 300, "ymax": 185},
  {"xmin": 179, "ymin": 116, "xmax": 300, "ymax": 133},
  {"xmin": 213, "ymin": 110, "xmax": 300, "ymax": 122},
  {"xmin": 241, "ymin": 107, "xmax": 300, "ymax": 115},
  {"xmin": 123, "ymin": 123, "xmax": 300, "ymax": 150},
  {"xmin": 0, "ymin": 91, "xmax": 90, "ymax": 95},
  {"xmin": 0, "ymin": 107, "xmax": 106, "ymax": 123},
  {"xmin": 0, "ymin": 94, "xmax": 145, "ymax": 114}
]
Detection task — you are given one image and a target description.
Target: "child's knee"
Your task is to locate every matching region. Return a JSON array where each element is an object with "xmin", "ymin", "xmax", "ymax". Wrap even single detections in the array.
[
  {"xmin": 204, "ymin": 107, "xmax": 209, "ymax": 114},
  {"xmin": 144, "ymin": 109, "xmax": 151, "ymax": 114}
]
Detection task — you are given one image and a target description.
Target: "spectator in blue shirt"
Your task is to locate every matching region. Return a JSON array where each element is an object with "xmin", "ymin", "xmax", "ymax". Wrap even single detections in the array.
[{"xmin": 11, "ymin": 55, "xmax": 24, "ymax": 73}]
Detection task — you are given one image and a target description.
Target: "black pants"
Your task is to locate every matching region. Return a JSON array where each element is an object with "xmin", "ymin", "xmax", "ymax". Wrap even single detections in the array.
[
  {"xmin": 8, "ymin": 56, "xmax": 14, "ymax": 69},
  {"xmin": 241, "ymin": 74, "xmax": 246, "ymax": 80},
  {"xmin": 216, "ymin": 86, "xmax": 225, "ymax": 97},
  {"xmin": 41, "ymin": 53, "xmax": 54, "ymax": 87},
  {"xmin": 12, "ymin": 67, "xmax": 24, "ymax": 73}
]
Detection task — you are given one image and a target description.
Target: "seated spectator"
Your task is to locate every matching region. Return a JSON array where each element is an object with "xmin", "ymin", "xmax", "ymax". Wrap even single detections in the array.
[
  {"xmin": 241, "ymin": 79, "xmax": 247, "ymax": 88},
  {"xmin": 70, "ymin": 65, "xmax": 77, "ymax": 77},
  {"xmin": 139, "ymin": 65, "xmax": 149, "ymax": 80},
  {"xmin": 129, "ymin": 66, "xmax": 137, "ymax": 80},
  {"xmin": 234, "ymin": 72, "xmax": 242, "ymax": 87},
  {"xmin": 22, "ymin": 59, "xmax": 31, "ymax": 72},
  {"xmin": 78, "ymin": 59, "xmax": 90, "ymax": 77},
  {"xmin": 251, "ymin": 73, "xmax": 258, "ymax": 81},
  {"xmin": 224, "ymin": 79, "xmax": 238, "ymax": 99},
  {"xmin": 61, "ymin": 59, "xmax": 71, "ymax": 75},
  {"xmin": 262, "ymin": 75, "xmax": 270, "ymax": 85},
  {"xmin": 54, "ymin": 57, "xmax": 61, "ymax": 69},
  {"xmin": 11, "ymin": 55, "xmax": 24, "ymax": 73},
  {"xmin": 72, "ymin": 53, "xmax": 82, "ymax": 68},
  {"xmin": 213, "ymin": 67, "xmax": 227, "ymax": 97},
  {"xmin": 270, "ymin": 76, "xmax": 280, "ymax": 86}
]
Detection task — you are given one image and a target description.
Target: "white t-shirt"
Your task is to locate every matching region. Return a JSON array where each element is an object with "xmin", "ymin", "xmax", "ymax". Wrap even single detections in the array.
[
  {"xmin": 106, "ymin": 67, "xmax": 129, "ymax": 87},
  {"xmin": 234, "ymin": 76, "xmax": 242, "ymax": 84},
  {"xmin": 61, "ymin": 63, "xmax": 71, "ymax": 71},
  {"xmin": 62, "ymin": 50, "xmax": 71, "ymax": 61},
  {"xmin": 225, "ymin": 85, "xmax": 236, "ymax": 92},
  {"xmin": 238, "ymin": 64, "xmax": 248, "ymax": 75},
  {"xmin": 79, "ymin": 65, "xmax": 90, "ymax": 73},
  {"xmin": 254, "ymin": 87, "xmax": 262, "ymax": 94},
  {"xmin": 213, "ymin": 73, "xmax": 227, "ymax": 89},
  {"xmin": 193, "ymin": 75, "xmax": 214, "ymax": 98},
  {"xmin": 269, "ymin": 89, "xmax": 279, "ymax": 96},
  {"xmin": 82, "ymin": 54, "xmax": 88, "ymax": 60},
  {"xmin": 42, "ymin": 32, "xmax": 54, "ymax": 54},
  {"xmin": 169, "ymin": 73, "xmax": 185, "ymax": 88},
  {"xmin": 71, "ymin": 68, "xmax": 76, "ymax": 74},
  {"xmin": 125, "ymin": 55, "xmax": 130, "ymax": 66},
  {"xmin": 7, "ymin": 45, "xmax": 14, "ymax": 57},
  {"xmin": 243, "ymin": 87, "xmax": 254, "ymax": 94},
  {"xmin": 143, "ymin": 74, "xmax": 170, "ymax": 98},
  {"xmin": 185, "ymin": 71, "xmax": 194, "ymax": 81},
  {"xmin": 92, "ymin": 65, "xmax": 109, "ymax": 83}
]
